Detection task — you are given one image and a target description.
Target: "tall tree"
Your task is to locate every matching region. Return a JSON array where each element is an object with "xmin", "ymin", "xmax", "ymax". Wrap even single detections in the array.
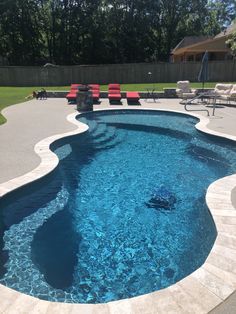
[
  {"xmin": 207, "ymin": 0, "xmax": 236, "ymax": 27},
  {"xmin": 226, "ymin": 27, "xmax": 236, "ymax": 57},
  {"xmin": 0, "ymin": 0, "xmax": 235, "ymax": 65},
  {"xmin": 0, "ymin": 0, "xmax": 44, "ymax": 65}
]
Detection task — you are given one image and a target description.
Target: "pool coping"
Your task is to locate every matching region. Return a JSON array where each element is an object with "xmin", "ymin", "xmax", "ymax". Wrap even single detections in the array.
[{"xmin": 0, "ymin": 107, "xmax": 236, "ymax": 313}]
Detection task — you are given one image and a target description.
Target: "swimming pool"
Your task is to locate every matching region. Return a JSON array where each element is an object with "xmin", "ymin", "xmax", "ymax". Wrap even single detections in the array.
[{"xmin": 0, "ymin": 109, "xmax": 236, "ymax": 304}]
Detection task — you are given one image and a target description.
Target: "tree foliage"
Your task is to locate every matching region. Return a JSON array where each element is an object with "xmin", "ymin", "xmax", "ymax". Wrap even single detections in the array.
[
  {"xmin": 226, "ymin": 27, "xmax": 236, "ymax": 57},
  {"xmin": 0, "ymin": 0, "xmax": 235, "ymax": 65}
]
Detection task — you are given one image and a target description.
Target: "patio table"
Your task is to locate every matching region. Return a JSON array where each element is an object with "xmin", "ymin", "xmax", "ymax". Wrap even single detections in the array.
[{"xmin": 145, "ymin": 88, "xmax": 158, "ymax": 102}]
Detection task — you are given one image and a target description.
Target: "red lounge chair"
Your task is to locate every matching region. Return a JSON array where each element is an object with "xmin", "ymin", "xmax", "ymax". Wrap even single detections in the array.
[
  {"xmin": 108, "ymin": 89, "xmax": 121, "ymax": 101},
  {"xmin": 108, "ymin": 83, "xmax": 122, "ymax": 102},
  {"xmin": 126, "ymin": 92, "xmax": 140, "ymax": 103},
  {"xmin": 66, "ymin": 84, "xmax": 82, "ymax": 102},
  {"xmin": 89, "ymin": 84, "xmax": 100, "ymax": 102},
  {"xmin": 92, "ymin": 91, "xmax": 100, "ymax": 102},
  {"xmin": 89, "ymin": 84, "xmax": 100, "ymax": 91},
  {"xmin": 66, "ymin": 92, "xmax": 77, "ymax": 101},
  {"xmin": 70, "ymin": 84, "xmax": 81, "ymax": 90},
  {"xmin": 108, "ymin": 83, "xmax": 120, "ymax": 90}
]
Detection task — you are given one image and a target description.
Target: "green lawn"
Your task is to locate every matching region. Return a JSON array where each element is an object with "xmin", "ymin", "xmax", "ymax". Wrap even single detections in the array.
[
  {"xmin": 0, "ymin": 86, "xmax": 68, "ymax": 124},
  {"xmin": 0, "ymin": 82, "xmax": 234, "ymax": 125},
  {"xmin": 117, "ymin": 82, "xmax": 218, "ymax": 91}
]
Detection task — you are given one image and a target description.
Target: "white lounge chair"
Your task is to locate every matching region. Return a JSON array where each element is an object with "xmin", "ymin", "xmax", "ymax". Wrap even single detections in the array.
[
  {"xmin": 176, "ymin": 81, "xmax": 197, "ymax": 102},
  {"xmin": 228, "ymin": 84, "xmax": 236, "ymax": 103},
  {"xmin": 214, "ymin": 83, "xmax": 233, "ymax": 96},
  {"xmin": 210, "ymin": 83, "xmax": 236, "ymax": 104},
  {"xmin": 214, "ymin": 83, "xmax": 236, "ymax": 104}
]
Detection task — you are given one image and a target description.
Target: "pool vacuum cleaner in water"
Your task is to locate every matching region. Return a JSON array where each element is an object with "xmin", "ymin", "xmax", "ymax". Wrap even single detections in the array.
[{"xmin": 146, "ymin": 186, "xmax": 176, "ymax": 211}]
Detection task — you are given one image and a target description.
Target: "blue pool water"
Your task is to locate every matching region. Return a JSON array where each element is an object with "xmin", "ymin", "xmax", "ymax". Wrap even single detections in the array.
[{"xmin": 0, "ymin": 109, "xmax": 236, "ymax": 303}]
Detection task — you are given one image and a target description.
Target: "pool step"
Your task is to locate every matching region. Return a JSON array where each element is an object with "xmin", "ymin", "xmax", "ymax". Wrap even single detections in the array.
[
  {"xmin": 190, "ymin": 137, "xmax": 233, "ymax": 157},
  {"xmin": 94, "ymin": 129, "xmax": 126, "ymax": 150},
  {"xmin": 187, "ymin": 137, "xmax": 234, "ymax": 168},
  {"xmin": 88, "ymin": 123, "xmax": 124, "ymax": 150},
  {"xmin": 77, "ymin": 120, "xmax": 125, "ymax": 151},
  {"xmin": 89, "ymin": 123, "xmax": 107, "ymax": 139},
  {"xmin": 92, "ymin": 126, "xmax": 116, "ymax": 146},
  {"xmin": 79, "ymin": 118, "xmax": 98, "ymax": 133}
]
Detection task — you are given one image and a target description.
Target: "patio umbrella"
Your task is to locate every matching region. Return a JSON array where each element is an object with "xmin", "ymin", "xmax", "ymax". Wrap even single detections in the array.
[{"xmin": 198, "ymin": 51, "xmax": 209, "ymax": 90}]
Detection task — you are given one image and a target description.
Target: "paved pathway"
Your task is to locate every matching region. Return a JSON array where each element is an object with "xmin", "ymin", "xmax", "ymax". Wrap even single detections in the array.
[
  {"xmin": 0, "ymin": 98, "xmax": 75, "ymax": 183},
  {"xmin": 1, "ymin": 97, "xmax": 236, "ymax": 313}
]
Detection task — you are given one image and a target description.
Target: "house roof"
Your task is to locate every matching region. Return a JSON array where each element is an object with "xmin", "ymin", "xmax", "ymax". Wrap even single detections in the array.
[
  {"xmin": 172, "ymin": 22, "xmax": 236, "ymax": 55},
  {"xmin": 172, "ymin": 36, "xmax": 212, "ymax": 52}
]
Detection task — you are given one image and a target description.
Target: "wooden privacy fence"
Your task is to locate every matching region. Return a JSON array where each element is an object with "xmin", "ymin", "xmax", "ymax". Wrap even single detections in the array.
[{"xmin": 0, "ymin": 61, "xmax": 235, "ymax": 86}]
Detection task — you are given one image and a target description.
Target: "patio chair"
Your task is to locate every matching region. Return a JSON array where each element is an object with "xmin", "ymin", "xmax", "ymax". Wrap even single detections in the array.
[
  {"xmin": 66, "ymin": 91, "xmax": 77, "ymax": 102},
  {"xmin": 213, "ymin": 83, "xmax": 233, "ymax": 103},
  {"xmin": 213, "ymin": 83, "xmax": 233, "ymax": 95},
  {"xmin": 176, "ymin": 81, "xmax": 197, "ymax": 102},
  {"xmin": 108, "ymin": 89, "xmax": 122, "ymax": 102},
  {"xmin": 89, "ymin": 84, "xmax": 100, "ymax": 103},
  {"xmin": 66, "ymin": 83, "xmax": 81, "ymax": 103},
  {"xmin": 70, "ymin": 84, "xmax": 81, "ymax": 90},
  {"xmin": 89, "ymin": 84, "xmax": 100, "ymax": 91},
  {"xmin": 205, "ymin": 83, "xmax": 235, "ymax": 105},
  {"xmin": 108, "ymin": 84, "xmax": 120, "ymax": 90},
  {"xmin": 108, "ymin": 84, "xmax": 122, "ymax": 103},
  {"xmin": 228, "ymin": 84, "xmax": 236, "ymax": 103}
]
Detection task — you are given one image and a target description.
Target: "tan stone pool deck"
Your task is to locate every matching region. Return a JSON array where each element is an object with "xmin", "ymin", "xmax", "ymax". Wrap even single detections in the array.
[{"xmin": 0, "ymin": 97, "xmax": 236, "ymax": 313}]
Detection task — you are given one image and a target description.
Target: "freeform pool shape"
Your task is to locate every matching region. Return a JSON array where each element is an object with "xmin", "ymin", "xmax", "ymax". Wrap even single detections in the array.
[{"xmin": 0, "ymin": 109, "xmax": 236, "ymax": 304}]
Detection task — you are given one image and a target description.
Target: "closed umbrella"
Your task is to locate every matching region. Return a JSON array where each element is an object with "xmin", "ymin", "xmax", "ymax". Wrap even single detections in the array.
[{"xmin": 198, "ymin": 51, "xmax": 209, "ymax": 90}]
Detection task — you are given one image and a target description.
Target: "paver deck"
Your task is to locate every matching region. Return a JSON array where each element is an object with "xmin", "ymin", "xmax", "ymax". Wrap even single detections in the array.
[{"xmin": 0, "ymin": 97, "xmax": 236, "ymax": 313}]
